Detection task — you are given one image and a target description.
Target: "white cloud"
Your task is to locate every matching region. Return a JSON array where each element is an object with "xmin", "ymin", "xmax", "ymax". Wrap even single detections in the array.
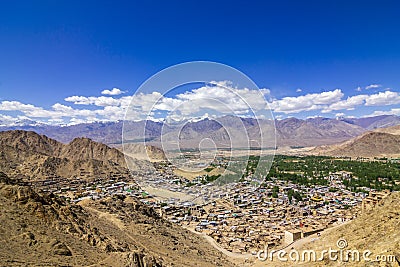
[
  {"xmin": 0, "ymin": 83, "xmax": 399, "ymax": 126},
  {"xmin": 129, "ymin": 92, "xmax": 165, "ymax": 111},
  {"xmin": 101, "ymin": 88, "xmax": 126, "ymax": 95},
  {"xmin": 64, "ymin": 96, "xmax": 120, "ymax": 106},
  {"xmin": 365, "ymin": 84, "xmax": 381, "ymax": 90},
  {"xmin": 166, "ymin": 84, "xmax": 270, "ymax": 117},
  {"xmin": 0, "ymin": 100, "xmax": 99, "ymax": 124},
  {"xmin": 64, "ymin": 96, "xmax": 89, "ymax": 104},
  {"xmin": 52, "ymin": 103, "xmax": 74, "ymax": 112},
  {"xmin": 323, "ymin": 94, "xmax": 368, "ymax": 113},
  {"xmin": 321, "ymin": 91, "xmax": 400, "ymax": 113},
  {"xmin": 270, "ymin": 89, "xmax": 344, "ymax": 114},
  {"xmin": 296, "ymin": 88, "xmax": 302, "ymax": 92},
  {"xmin": 0, "ymin": 101, "xmax": 61, "ymax": 118},
  {"xmin": 0, "ymin": 101, "xmax": 40, "ymax": 112},
  {"xmin": 364, "ymin": 91, "xmax": 400, "ymax": 106},
  {"xmin": 356, "ymin": 86, "xmax": 362, "ymax": 92}
]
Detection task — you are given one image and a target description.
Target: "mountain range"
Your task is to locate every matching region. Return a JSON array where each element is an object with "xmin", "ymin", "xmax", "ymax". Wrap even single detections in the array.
[{"xmin": 1, "ymin": 115, "xmax": 400, "ymax": 148}]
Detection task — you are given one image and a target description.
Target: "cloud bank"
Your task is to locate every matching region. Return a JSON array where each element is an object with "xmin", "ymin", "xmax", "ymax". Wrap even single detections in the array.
[{"xmin": 0, "ymin": 82, "xmax": 399, "ymax": 126}]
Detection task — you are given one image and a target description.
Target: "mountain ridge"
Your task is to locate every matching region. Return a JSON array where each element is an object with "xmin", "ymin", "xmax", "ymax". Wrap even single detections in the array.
[
  {"xmin": 311, "ymin": 125, "xmax": 400, "ymax": 158},
  {"xmin": 0, "ymin": 130, "xmax": 150, "ymax": 180},
  {"xmin": 2, "ymin": 115, "xmax": 399, "ymax": 148}
]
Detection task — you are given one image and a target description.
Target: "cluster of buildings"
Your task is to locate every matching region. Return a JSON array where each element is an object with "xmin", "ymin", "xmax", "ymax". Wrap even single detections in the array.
[
  {"xmin": 24, "ymin": 160, "xmax": 386, "ymax": 255},
  {"xmin": 157, "ymin": 177, "xmax": 363, "ymax": 254},
  {"xmin": 27, "ymin": 173, "xmax": 142, "ymax": 202}
]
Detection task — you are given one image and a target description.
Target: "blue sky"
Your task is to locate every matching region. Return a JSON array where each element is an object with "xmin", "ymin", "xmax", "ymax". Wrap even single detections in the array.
[{"xmin": 0, "ymin": 0, "xmax": 400, "ymax": 125}]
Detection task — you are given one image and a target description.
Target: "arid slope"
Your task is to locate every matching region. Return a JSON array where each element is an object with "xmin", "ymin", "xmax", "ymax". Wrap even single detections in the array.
[{"xmin": 0, "ymin": 172, "xmax": 233, "ymax": 266}]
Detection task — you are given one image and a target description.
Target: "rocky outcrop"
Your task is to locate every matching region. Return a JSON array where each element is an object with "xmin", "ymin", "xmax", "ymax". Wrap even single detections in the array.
[
  {"xmin": 0, "ymin": 130, "xmax": 151, "ymax": 180},
  {"xmin": 126, "ymin": 252, "xmax": 162, "ymax": 267}
]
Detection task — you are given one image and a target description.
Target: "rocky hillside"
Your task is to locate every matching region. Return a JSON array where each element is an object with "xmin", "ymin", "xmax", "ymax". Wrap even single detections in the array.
[
  {"xmin": 0, "ymin": 172, "xmax": 233, "ymax": 266},
  {"xmin": 373, "ymin": 125, "xmax": 400, "ymax": 135},
  {"xmin": 0, "ymin": 130, "xmax": 151, "ymax": 180},
  {"xmin": 311, "ymin": 125, "xmax": 400, "ymax": 158},
  {"xmin": 59, "ymin": 137, "xmax": 127, "ymax": 165},
  {"xmin": 0, "ymin": 130, "xmax": 63, "ymax": 156}
]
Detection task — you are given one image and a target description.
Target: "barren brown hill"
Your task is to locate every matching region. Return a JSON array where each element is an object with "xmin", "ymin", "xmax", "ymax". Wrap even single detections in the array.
[
  {"xmin": 59, "ymin": 137, "xmax": 127, "ymax": 165},
  {"xmin": 0, "ymin": 130, "xmax": 151, "ymax": 180},
  {"xmin": 0, "ymin": 172, "xmax": 233, "ymax": 266},
  {"xmin": 373, "ymin": 125, "xmax": 400, "ymax": 135},
  {"xmin": 311, "ymin": 126, "xmax": 400, "ymax": 158},
  {"xmin": 0, "ymin": 130, "xmax": 63, "ymax": 157}
]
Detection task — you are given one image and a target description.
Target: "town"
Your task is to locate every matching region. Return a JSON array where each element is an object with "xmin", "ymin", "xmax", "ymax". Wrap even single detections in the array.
[{"xmin": 23, "ymin": 154, "xmax": 397, "ymax": 255}]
